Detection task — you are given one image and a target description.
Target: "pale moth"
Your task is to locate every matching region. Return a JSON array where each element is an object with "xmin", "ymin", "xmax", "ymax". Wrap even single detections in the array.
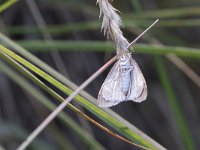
[{"xmin": 97, "ymin": 20, "xmax": 158, "ymax": 107}]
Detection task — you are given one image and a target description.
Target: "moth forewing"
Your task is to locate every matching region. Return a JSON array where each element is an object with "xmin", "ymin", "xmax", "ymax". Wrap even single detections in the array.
[
  {"xmin": 97, "ymin": 60, "xmax": 127, "ymax": 107},
  {"xmin": 127, "ymin": 58, "xmax": 147, "ymax": 102},
  {"xmin": 97, "ymin": 95, "xmax": 121, "ymax": 107}
]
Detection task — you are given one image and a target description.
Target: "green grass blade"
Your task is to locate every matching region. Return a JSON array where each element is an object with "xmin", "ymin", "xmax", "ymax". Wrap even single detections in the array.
[
  {"xmin": 125, "ymin": 19, "xmax": 200, "ymax": 27},
  {"xmin": 6, "ymin": 40, "xmax": 200, "ymax": 58},
  {"xmin": 0, "ymin": 59, "xmax": 104, "ymax": 150},
  {"xmin": 0, "ymin": 44, "xmax": 165, "ymax": 149},
  {"xmin": 0, "ymin": 32, "xmax": 165, "ymax": 149},
  {"xmin": 124, "ymin": 6, "xmax": 200, "ymax": 19},
  {"xmin": 6, "ymin": 19, "xmax": 200, "ymax": 36},
  {"xmin": 5, "ymin": 21, "xmax": 101, "ymax": 35},
  {"xmin": 154, "ymin": 56, "xmax": 195, "ymax": 150},
  {"xmin": 0, "ymin": 0, "xmax": 18, "ymax": 13}
]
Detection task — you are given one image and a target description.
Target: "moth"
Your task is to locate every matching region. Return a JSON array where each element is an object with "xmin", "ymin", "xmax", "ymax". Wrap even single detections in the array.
[
  {"xmin": 97, "ymin": 19, "xmax": 158, "ymax": 107},
  {"xmin": 97, "ymin": 52, "xmax": 147, "ymax": 107}
]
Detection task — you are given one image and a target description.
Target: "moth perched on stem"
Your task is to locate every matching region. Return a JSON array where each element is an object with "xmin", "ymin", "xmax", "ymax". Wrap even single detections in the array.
[
  {"xmin": 97, "ymin": 0, "xmax": 158, "ymax": 107},
  {"xmin": 98, "ymin": 52, "xmax": 147, "ymax": 107}
]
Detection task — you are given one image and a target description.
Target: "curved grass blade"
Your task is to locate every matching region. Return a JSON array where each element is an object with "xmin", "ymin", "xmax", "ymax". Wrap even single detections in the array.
[
  {"xmin": 7, "ymin": 40, "xmax": 200, "ymax": 59},
  {"xmin": 0, "ymin": 32, "xmax": 166, "ymax": 149},
  {"xmin": 0, "ymin": 60, "xmax": 104, "ymax": 150},
  {"xmin": 0, "ymin": 45, "xmax": 165, "ymax": 149},
  {"xmin": 0, "ymin": 47, "xmax": 152, "ymax": 150},
  {"xmin": 0, "ymin": 0, "xmax": 18, "ymax": 13},
  {"xmin": 124, "ymin": 6, "xmax": 200, "ymax": 19}
]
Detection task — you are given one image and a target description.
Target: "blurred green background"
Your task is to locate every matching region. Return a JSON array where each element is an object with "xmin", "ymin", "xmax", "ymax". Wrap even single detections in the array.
[{"xmin": 0, "ymin": 0, "xmax": 200, "ymax": 150}]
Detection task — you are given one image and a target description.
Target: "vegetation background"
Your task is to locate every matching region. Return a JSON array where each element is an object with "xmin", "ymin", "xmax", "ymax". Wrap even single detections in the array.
[{"xmin": 0, "ymin": 0, "xmax": 200, "ymax": 149}]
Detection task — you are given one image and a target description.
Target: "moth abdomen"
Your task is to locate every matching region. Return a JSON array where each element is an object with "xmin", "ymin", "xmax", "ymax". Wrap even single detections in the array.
[{"xmin": 119, "ymin": 59, "xmax": 133, "ymax": 96}]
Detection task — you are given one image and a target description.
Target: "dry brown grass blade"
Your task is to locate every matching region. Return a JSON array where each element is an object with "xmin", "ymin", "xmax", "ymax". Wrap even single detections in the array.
[
  {"xmin": 166, "ymin": 54, "xmax": 200, "ymax": 88},
  {"xmin": 153, "ymin": 39, "xmax": 200, "ymax": 89},
  {"xmin": 73, "ymin": 105, "xmax": 150, "ymax": 150}
]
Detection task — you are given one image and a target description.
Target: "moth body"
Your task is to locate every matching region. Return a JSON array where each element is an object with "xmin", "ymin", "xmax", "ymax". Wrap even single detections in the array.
[{"xmin": 119, "ymin": 54, "xmax": 132, "ymax": 96}]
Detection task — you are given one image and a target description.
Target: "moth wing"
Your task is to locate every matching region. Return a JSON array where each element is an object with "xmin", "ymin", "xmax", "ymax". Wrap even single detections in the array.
[
  {"xmin": 127, "ymin": 58, "xmax": 147, "ymax": 102},
  {"xmin": 97, "ymin": 60, "xmax": 126, "ymax": 107}
]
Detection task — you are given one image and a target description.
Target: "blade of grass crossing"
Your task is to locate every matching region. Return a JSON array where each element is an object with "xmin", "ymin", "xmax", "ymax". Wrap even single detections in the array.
[
  {"xmin": 0, "ymin": 45, "xmax": 164, "ymax": 149},
  {"xmin": 5, "ymin": 19, "xmax": 200, "ymax": 36},
  {"xmin": 0, "ymin": 47, "xmax": 153, "ymax": 150},
  {"xmin": 124, "ymin": 6, "xmax": 200, "ymax": 19},
  {"xmin": 5, "ymin": 41, "xmax": 200, "ymax": 58},
  {"xmin": 0, "ymin": 30, "xmax": 166, "ymax": 148},
  {"xmin": 0, "ymin": 60, "xmax": 104, "ymax": 150},
  {"xmin": 0, "ymin": 0, "xmax": 18, "ymax": 13}
]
